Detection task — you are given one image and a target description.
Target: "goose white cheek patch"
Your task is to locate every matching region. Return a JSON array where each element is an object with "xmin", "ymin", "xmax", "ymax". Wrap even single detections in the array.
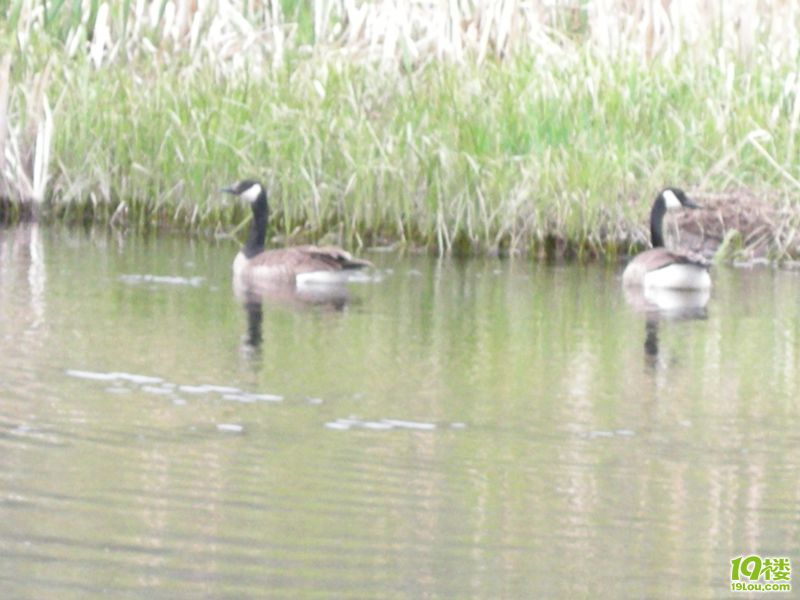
[
  {"xmin": 241, "ymin": 184, "xmax": 262, "ymax": 203},
  {"xmin": 663, "ymin": 189, "xmax": 682, "ymax": 209}
]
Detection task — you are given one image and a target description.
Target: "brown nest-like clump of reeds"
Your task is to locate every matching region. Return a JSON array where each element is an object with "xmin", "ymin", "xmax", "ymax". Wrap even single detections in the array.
[{"xmin": 671, "ymin": 189, "xmax": 800, "ymax": 263}]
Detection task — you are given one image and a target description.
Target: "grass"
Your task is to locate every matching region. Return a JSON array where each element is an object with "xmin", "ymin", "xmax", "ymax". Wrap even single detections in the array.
[{"xmin": 2, "ymin": 1, "xmax": 800, "ymax": 258}]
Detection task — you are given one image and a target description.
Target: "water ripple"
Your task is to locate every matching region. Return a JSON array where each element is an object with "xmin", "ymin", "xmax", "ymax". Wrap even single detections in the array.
[
  {"xmin": 325, "ymin": 417, "xmax": 465, "ymax": 431},
  {"xmin": 118, "ymin": 274, "xmax": 204, "ymax": 287},
  {"xmin": 65, "ymin": 368, "xmax": 284, "ymax": 405}
]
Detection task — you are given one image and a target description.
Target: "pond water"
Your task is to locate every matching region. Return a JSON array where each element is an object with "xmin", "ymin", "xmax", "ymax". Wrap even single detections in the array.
[{"xmin": 1, "ymin": 224, "xmax": 799, "ymax": 598}]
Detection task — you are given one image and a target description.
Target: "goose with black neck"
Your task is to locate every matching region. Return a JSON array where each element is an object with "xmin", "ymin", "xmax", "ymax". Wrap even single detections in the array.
[
  {"xmin": 222, "ymin": 179, "xmax": 373, "ymax": 288},
  {"xmin": 622, "ymin": 187, "xmax": 711, "ymax": 290}
]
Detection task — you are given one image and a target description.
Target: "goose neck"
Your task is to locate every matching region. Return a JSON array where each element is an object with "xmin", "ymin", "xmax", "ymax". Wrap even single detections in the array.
[
  {"xmin": 649, "ymin": 196, "xmax": 667, "ymax": 248},
  {"xmin": 244, "ymin": 192, "xmax": 268, "ymax": 258}
]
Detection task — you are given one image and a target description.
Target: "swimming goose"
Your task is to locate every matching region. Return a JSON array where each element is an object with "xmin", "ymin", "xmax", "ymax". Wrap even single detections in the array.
[
  {"xmin": 622, "ymin": 188, "xmax": 711, "ymax": 290},
  {"xmin": 222, "ymin": 179, "xmax": 372, "ymax": 286}
]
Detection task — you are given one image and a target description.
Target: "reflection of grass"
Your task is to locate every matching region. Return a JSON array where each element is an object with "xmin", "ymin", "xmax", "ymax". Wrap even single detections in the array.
[{"xmin": 2, "ymin": 2, "xmax": 800, "ymax": 258}]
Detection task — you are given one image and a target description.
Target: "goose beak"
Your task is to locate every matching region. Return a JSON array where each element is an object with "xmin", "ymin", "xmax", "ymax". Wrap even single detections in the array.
[
  {"xmin": 684, "ymin": 197, "xmax": 701, "ymax": 209},
  {"xmin": 220, "ymin": 186, "xmax": 237, "ymax": 195}
]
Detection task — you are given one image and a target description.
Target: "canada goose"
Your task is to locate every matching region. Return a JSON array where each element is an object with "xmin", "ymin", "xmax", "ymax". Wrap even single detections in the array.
[
  {"xmin": 222, "ymin": 179, "xmax": 372, "ymax": 286},
  {"xmin": 622, "ymin": 188, "xmax": 711, "ymax": 290}
]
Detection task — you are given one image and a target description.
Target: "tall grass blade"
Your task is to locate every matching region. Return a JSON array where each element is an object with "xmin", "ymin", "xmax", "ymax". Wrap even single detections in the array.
[{"xmin": 0, "ymin": 52, "xmax": 11, "ymax": 192}]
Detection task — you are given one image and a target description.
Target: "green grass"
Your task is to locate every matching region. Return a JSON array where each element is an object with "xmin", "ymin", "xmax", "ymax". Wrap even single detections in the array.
[{"xmin": 2, "ymin": 3, "xmax": 800, "ymax": 258}]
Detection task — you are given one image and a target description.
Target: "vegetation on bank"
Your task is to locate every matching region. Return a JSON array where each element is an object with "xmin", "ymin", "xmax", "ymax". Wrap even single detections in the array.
[{"xmin": 2, "ymin": 1, "xmax": 800, "ymax": 258}]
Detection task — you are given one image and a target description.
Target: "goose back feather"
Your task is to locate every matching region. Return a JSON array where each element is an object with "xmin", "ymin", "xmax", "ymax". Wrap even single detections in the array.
[
  {"xmin": 234, "ymin": 245, "xmax": 373, "ymax": 284},
  {"xmin": 622, "ymin": 248, "xmax": 711, "ymax": 289}
]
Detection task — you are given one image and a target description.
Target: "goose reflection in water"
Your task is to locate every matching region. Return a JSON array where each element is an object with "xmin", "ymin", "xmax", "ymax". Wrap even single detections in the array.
[
  {"xmin": 623, "ymin": 285, "xmax": 710, "ymax": 369},
  {"xmin": 235, "ymin": 277, "xmax": 352, "ymax": 352}
]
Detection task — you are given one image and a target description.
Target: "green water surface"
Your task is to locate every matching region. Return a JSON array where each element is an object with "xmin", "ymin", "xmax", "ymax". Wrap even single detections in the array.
[{"xmin": 1, "ymin": 225, "xmax": 798, "ymax": 598}]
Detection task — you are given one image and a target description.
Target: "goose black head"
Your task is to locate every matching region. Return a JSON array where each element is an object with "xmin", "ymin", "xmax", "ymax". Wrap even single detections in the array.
[
  {"xmin": 221, "ymin": 180, "xmax": 265, "ymax": 204},
  {"xmin": 659, "ymin": 187, "xmax": 700, "ymax": 211},
  {"xmin": 649, "ymin": 187, "xmax": 701, "ymax": 249}
]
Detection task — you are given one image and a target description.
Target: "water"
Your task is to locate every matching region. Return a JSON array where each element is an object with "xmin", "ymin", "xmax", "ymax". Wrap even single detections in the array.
[{"xmin": 1, "ymin": 224, "xmax": 799, "ymax": 598}]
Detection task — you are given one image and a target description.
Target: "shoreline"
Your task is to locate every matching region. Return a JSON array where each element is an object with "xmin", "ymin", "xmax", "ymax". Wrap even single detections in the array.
[{"xmin": 3, "ymin": 186, "xmax": 798, "ymax": 265}]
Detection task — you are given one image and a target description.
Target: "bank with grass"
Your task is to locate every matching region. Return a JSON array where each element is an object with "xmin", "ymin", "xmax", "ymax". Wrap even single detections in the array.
[{"xmin": 2, "ymin": 1, "xmax": 800, "ymax": 259}]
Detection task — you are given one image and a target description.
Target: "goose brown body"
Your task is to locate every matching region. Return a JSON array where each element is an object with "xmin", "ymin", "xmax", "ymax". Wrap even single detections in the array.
[
  {"xmin": 233, "ymin": 244, "xmax": 373, "ymax": 284},
  {"xmin": 622, "ymin": 248, "xmax": 709, "ymax": 288}
]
